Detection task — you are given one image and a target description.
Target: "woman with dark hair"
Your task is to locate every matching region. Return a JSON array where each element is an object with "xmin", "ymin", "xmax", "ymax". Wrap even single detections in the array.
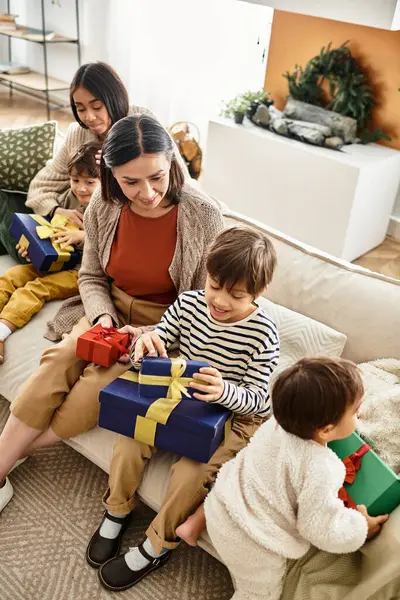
[
  {"xmin": 0, "ymin": 62, "xmax": 150, "ymax": 264},
  {"xmin": 0, "ymin": 62, "xmax": 128, "ymax": 262},
  {"xmin": 0, "ymin": 115, "xmax": 224, "ymax": 518},
  {"xmin": 26, "ymin": 62, "xmax": 140, "ymax": 222}
]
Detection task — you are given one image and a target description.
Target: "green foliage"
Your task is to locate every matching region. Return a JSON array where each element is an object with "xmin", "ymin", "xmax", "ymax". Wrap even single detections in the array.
[
  {"xmin": 358, "ymin": 128, "xmax": 392, "ymax": 145},
  {"xmin": 221, "ymin": 89, "xmax": 271, "ymax": 118},
  {"xmin": 241, "ymin": 90, "xmax": 271, "ymax": 105},
  {"xmin": 283, "ymin": 42, "xmax": 389, "ymax": 142},
  {"xmin": 221, "ymin": 95, "xmax": 251, "ymax": 117}
]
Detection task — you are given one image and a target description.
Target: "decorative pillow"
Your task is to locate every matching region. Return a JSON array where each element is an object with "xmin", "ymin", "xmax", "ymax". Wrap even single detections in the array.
[
  {"xmin": 0, "ymin": 121, "xmax": 57, "ymax": 193},
  {"xmin": 257, "ymin": 297, "xmax": 347, "ymax": 383}
]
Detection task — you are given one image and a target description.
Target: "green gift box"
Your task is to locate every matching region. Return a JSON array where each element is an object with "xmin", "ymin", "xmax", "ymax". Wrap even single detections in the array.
[{"xmin": 328, "ymin": 432, "xmax": 400, "ymax": 516}]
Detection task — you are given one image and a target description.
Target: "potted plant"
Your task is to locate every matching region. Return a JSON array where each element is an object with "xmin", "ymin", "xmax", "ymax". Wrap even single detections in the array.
[
  {"xmin": 221, "ymin": 96, "xmax": 250, "ymax": 124},
  {"xmin": 242, "ymin": 90, "xmax": 273, "ymax": 119}
]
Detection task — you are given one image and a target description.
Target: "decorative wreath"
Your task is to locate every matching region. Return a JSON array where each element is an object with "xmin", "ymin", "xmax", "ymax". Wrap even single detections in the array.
[{"xmin": 284, "ymin": 42, "xmax": 389, "ymax": 142}]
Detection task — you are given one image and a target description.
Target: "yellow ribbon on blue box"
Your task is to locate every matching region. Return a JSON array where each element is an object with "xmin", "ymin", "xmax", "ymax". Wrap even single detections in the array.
[
  {"xmin": 118, "ymin": 357, "xmax": 231, "ymax": 448},
  {"xmin": 11, "ymin": 213, "xmax": 80, "ymax": 273}
]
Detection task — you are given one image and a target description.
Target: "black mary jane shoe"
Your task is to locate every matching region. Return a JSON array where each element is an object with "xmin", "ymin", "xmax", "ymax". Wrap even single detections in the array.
[
  {"xmin": 98, "ymin": 543, "xmax": 171, "ymax": 591},
  {"xmin": 86, "ymin": 511, "xmax": 132, "ymax": 568}
]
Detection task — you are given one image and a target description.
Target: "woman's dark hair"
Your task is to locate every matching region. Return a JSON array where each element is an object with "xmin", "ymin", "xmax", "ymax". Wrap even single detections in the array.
[
  {"xmin": 272, "ymin": 357, "xmax": 364, "ymax": 440},
  {"xmin": 70, "ymin": 62, "xmax": 129, "ymax": 128},
  {"xmin": 101, "ymin": 115, "xmax": 185, "ymax": 205}
]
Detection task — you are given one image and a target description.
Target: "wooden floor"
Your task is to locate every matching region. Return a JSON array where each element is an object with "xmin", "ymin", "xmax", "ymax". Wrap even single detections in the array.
[
  {"xmin": 0, "ymin": 87, "xmax": 73, "ymax": 132},
  {"xmin": 1, "ymin": 88, "xmax": 399, "ymax": 280},
  {"xmin": 353, "ymin": 237, "xmax": 400, "ymax": 280}
]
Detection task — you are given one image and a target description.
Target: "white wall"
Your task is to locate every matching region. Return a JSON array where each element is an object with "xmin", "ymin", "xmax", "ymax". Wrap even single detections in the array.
[{"xmin": 238, "ymin": 0, "xmax": 400, "ymax": 29}]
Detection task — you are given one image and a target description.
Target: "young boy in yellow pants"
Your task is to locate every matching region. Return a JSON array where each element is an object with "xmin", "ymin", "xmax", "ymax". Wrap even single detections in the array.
[{"xmin": 0, "ymin": 142, "xmax": 100, "ymax": 363}]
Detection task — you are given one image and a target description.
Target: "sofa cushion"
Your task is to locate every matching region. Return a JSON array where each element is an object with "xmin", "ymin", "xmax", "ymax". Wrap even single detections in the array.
[
  {"xmin": 258, "ymin": 297, "xmax": 347, "ymax": 381},
  {"xmin": 225, "ymin": 211, "xmax": 400, "ymax": 363},
  {"xmin": 0, "ymin": 121, "xmax": 57, "ymax": 193}
]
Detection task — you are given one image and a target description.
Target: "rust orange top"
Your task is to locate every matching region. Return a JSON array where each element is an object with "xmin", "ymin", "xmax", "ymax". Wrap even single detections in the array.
[{"xmin": 107, "ymin": 204, "xmax": 178, "ymax": 305}]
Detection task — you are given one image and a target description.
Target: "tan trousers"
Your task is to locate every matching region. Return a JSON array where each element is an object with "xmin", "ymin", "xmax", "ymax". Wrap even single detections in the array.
[
  {"xmin": 103, "ymin": 415, "xmax": 264, "ymax": 553},
  {"xmin": 11, "ymin": 286, "xmax": 168, "ymax": 439}
]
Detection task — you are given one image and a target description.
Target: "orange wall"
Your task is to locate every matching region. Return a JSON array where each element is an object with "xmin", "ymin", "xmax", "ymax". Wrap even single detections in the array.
[{"xmin": 264, "ymin": 11, "xmax": 400, "ymax": 148}]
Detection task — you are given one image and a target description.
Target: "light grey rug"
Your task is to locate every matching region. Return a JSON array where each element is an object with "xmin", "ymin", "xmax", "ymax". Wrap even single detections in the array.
[{"xmin": 0, "ymin": 397, "xmax": 233, "ymax": 600}]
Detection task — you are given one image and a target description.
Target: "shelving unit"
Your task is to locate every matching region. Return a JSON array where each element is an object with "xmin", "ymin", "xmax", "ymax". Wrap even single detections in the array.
[{"xmin": 0, "ymin": 0, "xmax": 81, "ymax": 119}]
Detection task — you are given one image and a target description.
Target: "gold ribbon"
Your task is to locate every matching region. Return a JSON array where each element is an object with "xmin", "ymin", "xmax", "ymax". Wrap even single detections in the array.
[
  {"xmin": 120, "ymin": 358, "xmax": 195, "ymax": 445},
  {"xmin": 18, "ymin": 214, "xmax": 79, "ymax": 273},
  {"xmin": 120, "ymin": 357, "xmax": 196, "ymax": 399}
]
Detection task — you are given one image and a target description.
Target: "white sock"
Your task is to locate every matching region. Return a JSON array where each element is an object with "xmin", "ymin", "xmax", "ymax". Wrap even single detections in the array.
[
  {"xmin": 0, "ymin": 323, "xmax": 12, "ymax": 341},
  {"xmin": 99, "ymin": 511, "xmax": 129, "ymax": 540},
  {"xmin": 124, "ymin": 537, "xmax": 168, "ymax": 571}
]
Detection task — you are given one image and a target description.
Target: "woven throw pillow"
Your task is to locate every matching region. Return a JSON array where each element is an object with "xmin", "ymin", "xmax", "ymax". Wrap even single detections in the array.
[
  {"xmin": 0, "ymin": 121, "xmax": 57, "ymax": 193},
  {"xmin": 257, "ymin": 297, "xmax": 347, "ymax": 383}
]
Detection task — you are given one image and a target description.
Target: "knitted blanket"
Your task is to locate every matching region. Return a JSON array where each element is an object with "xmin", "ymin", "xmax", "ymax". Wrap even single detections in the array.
[{"xmin": 357, "ymin": 359, "xmax": 400, "ymax": 473}]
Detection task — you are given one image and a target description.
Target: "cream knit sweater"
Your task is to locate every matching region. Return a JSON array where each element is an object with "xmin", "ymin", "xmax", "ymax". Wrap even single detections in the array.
[
  {"xmin": 206, "ymin": 417, "xmax": 368, "ymax": 560},
  {"xmin": 26, "ymin": 105, "xmax": 189, "ymax": 215}
]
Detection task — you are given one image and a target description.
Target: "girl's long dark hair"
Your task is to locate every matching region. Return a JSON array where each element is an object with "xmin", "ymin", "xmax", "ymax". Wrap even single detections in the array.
[
  {"xmin": 101, "ymin": 115, "xmax": 184, "ymax": 205},
  {"xmin": 70, "ymin": 62, "xmax": 129, "ymax": 128}
]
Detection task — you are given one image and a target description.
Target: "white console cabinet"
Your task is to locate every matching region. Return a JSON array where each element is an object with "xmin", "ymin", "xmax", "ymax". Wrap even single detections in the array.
[{"xmin": 203, "ymin": 118, "xmax": 400, "ymax": 261}]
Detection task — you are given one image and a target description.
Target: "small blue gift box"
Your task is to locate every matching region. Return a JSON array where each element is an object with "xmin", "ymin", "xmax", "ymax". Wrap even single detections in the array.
[
  {"xmin": 10, "ymin": 213, "xmax": 80, "ymax": 272},
  {"xmin": 138, "ymin": 356, "xmax": 209, "ymax": 399},
  {"xmin": 99, "ymin": 373, "xmax": 231, "ymax": 463}
]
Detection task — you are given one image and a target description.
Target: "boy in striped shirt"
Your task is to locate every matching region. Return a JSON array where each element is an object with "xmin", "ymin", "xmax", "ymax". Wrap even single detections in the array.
[{"xmin": 97, "ymin": 226, "xmax": 280, "ymax": 590}]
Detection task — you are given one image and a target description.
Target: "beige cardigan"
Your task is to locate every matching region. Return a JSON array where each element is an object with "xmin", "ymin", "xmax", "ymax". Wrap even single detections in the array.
[
  {"xmin": 26, "ymin": 105, "xmax": 188, "ymax": 215},
  {"xmin": 46, "ymin": 185, "xmax": 224, "ymax": 339}
]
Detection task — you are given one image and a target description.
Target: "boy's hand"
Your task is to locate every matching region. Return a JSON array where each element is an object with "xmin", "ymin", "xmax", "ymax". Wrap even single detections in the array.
[
  {"xmin": 117, "ymin": 325, "xmax": 142, "ymax": 363},
  {"xmin": 54, "ymin": 207, "xmax": 84, "ymax": 228},
  {"xmin": 356, "ymin": 505, "xmax": 388, "ymax": 539},
  {"xmin": 190, "ymin": 367, "xmax": 224, "ymax": 402},
  {"xmin": 134, "ymin": 331, "xmax": 167, "ymax": 362},
  {"xmin": 15, "ymin": 243, "xmax": 31, "ymax": 262},
  {"xmin": 51, "ymin": 227, "xmax": 85, "ymax": 248}
]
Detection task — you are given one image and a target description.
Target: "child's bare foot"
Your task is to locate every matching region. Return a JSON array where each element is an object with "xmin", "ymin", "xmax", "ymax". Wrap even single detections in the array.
[{"xmin": 176, "ymin": 506, "xmax": 207, "ymax": 547}]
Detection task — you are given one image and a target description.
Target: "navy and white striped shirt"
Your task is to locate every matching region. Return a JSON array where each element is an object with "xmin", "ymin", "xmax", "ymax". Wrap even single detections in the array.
[{"xmin": 155, "ymin": 290, "xmax": 280, "ymax": 417}]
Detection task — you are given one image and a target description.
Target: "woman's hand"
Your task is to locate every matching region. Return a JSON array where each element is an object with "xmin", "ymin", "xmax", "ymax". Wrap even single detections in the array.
[
  {"xmin": 15, "ymin": 243, "xmax": 31, "ymax": 262},
  {"xmin": 117, "ymin": 325, "xmax": 142, "ymax": 363},
  {"xmin": 52, "ymin": 227, "xmax": 85, "ymax": 248},
  {"xmin": 356, "ymin": 505, "xmax": 388, "ymax": 539},
  {"xmin": 97, "ymin": 314, "xmax": 113, "ymax": 329},
  {"xmin": 54, "ymin": 207, "xmax": 84, "ymax": 228},
  {"xmin": 133, "ymin": 331, "xmax": 167, "ymax": 362},
  {"xmin": 190, "ymin": 367, "xmax": 224, "ymax": 402}
]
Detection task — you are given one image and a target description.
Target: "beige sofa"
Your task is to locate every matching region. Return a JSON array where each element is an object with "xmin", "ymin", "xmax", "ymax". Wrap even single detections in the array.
[{"xmin": 0, "ymin": 207, "xmax": 399, "ymax": 600}]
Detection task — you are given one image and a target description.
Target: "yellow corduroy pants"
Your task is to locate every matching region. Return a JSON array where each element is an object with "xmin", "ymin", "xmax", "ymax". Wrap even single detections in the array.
[{"xmin": 0, "ymin": 263, "xmax": 79, "ymax": 328}]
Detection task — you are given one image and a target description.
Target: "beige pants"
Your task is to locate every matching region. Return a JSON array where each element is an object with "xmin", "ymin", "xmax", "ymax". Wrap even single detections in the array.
[
  {"xmin": 205, "ymin": 492, "xmax": 286, "ymax": 600},
  {"xmin": 104, "ymin": 415, "xmax": 264, "ymax": 553},
  {"xmin": 11, "ymin": 286, "xmax": 168, "ymax": 439}
]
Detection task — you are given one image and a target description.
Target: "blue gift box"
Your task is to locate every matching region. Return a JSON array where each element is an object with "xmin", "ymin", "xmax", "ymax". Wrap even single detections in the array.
[
  {"xmin": 98, "ymin": 374, "xmax": 232, "ymax": 463},
  {"xmin": 138, "ymin": 356, "xmax": 209, "ymax": 399},
  {"xmin": 10, "ymin": 213, "xmax": 80, "ymax": 272}
]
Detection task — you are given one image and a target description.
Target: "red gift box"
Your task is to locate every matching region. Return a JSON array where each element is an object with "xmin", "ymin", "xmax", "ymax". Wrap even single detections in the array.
[{"xmin": 76, "ymin": 324, "xmax": 130, "ymax": 367}]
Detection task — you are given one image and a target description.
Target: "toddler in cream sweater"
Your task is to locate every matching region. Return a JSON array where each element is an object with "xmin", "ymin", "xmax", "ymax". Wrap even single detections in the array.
[{"xmin": 205, "ymin": 357, "xmax": 389, "ymax": 600}]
